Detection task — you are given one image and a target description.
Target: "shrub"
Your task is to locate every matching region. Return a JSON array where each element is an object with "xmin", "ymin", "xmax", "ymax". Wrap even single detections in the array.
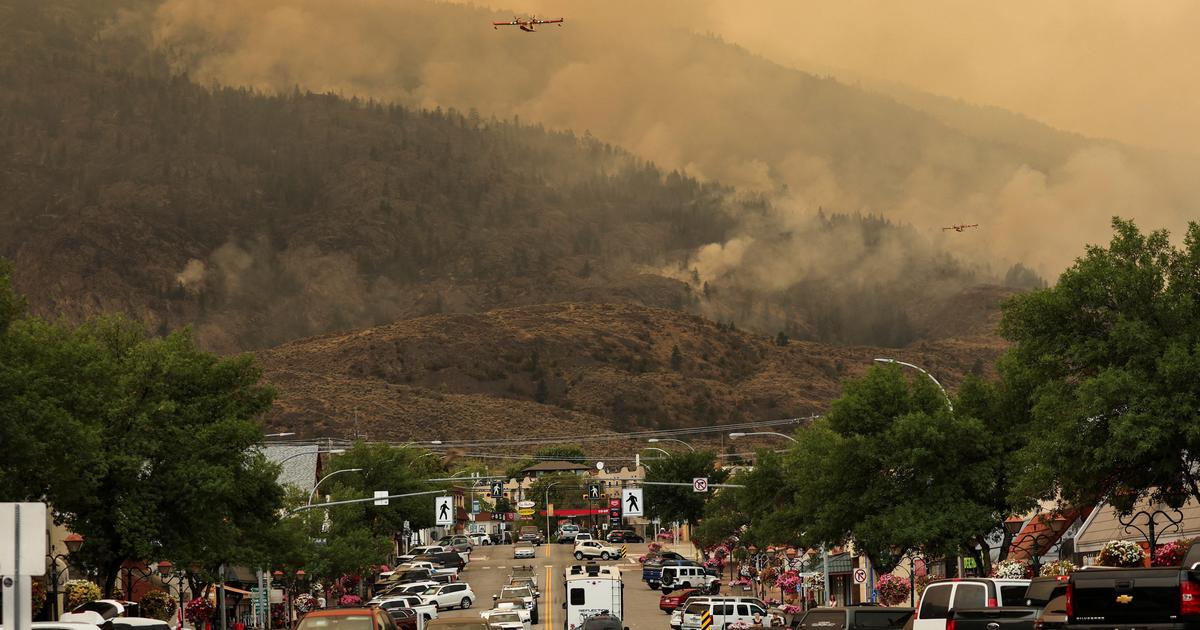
[
  {"xmin": 338, "ymin": 594, "xmax": 363, "ymax": 607},
  {"xmin": 185, "ymin": 597, "xmax": 214, "ymax": 624}
]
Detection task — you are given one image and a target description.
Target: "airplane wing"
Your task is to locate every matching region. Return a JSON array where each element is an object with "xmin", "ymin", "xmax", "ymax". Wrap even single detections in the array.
[
  {"xmin": 493, "ymin": 21, "xmax": 519, "ymax": 26},
  {"xmin": 533, "ymin": 18, "xmax": 564, "ymax": 24}
]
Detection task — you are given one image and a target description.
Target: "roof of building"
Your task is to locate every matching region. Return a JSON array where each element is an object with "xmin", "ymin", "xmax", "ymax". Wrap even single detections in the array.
[
  {"xmin": 263, "ymin": 444, "xmax": 320, "ymax": 492},
  {"xmin": 520, "ymin": 461, "xmax": 591, "ymax": 473},
  {"xmin": 1074, "ymin": 495, "xmax": 1199, "ymax": 553}
]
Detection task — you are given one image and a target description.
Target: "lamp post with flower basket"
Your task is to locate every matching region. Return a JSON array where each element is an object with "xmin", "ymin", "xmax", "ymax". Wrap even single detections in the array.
[
  {"xmin": 46, "ymin": 533, "xmax": 84, "ymax": 620},
  {"xmin": 1118, "ymin": 504, "xmax": 1184, "ymax": 560},
  {"xmin": 156, "ymin": 562, "xmax": 188, "ymax": 630},
  {"xmin": 1003, "ymin": 519, "xmax": 1065, "ymax": 577}
]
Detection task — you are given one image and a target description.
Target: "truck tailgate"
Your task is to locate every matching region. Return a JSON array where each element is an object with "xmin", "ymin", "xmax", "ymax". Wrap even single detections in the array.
[
  {"xmin": 952, "ymin": 606, "xmax": 1038, "ymax": 630},
  {"xmin": 1072, "ymin": 569, "xmax": 1182, "ymax": 623}
]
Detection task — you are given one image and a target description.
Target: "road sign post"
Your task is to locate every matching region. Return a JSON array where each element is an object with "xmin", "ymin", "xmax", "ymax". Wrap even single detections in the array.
[
  {"xmin": 435, "ymin": 496, "xmax": 453, "ymax": 526},
  {"xmin": 692, "ymin": 478, "xmax": 709, "ymax": 493},
  {"xmin": 853, "ymin": 568, "xmax": 867, "ymax": 584},
  {"xmin": 2, "ymin": 502, "xmax": 47, "ymax": 630},
  {"xmin": 373, "ymin": 491, "xmax": 389, "ymax": 506}
]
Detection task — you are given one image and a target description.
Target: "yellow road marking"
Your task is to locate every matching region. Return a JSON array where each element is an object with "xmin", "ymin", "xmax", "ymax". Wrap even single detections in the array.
[{"xmin": 545, "ymin": 564, "xmax": 553, "ymax": 630}]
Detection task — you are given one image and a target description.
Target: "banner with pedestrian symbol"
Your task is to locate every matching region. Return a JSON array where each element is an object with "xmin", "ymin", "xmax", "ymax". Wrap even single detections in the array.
[
  {"xmin": 435, "ymin": 496, "xmax": 453, "ymax": 525},
  {"xmin": 621, "ymin": 488, "xmax": 644, "ymax": 517}
]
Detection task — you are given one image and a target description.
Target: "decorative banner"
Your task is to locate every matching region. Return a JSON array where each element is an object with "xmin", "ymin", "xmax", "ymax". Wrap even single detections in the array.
[
  {"xmin": 621, "ymin": 489, "xmax": 644, "ymax": 517},
  {"xmin": 435, "ymin": 496, "xmax": 453, "ymax": 525}
]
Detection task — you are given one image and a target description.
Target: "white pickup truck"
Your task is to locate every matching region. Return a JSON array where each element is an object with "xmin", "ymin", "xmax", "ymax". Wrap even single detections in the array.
[{"xmin": 398, "ymin": 561, "xmax": 458, "ymax": 578}]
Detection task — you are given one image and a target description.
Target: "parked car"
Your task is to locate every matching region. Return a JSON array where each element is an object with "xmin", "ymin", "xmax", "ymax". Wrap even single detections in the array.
[
  {"xmin": 660, "ymin": 564, "xmax": 720, "ymax": 593},
  {"xmin": 643, "ymin": 553, "xmax": 702, "ymax": 590},
  {"xmin": 605, "ymin": 530, "xmax": 644, "ymax": 544},
  {"xmin": 791, "ymin": 606, "xmax": 915, "ymax": 630},
  {"xmin": 678, "ymin": 596, "xmax": 769, "ymax": 630},
  {"xmin": 556, "ymin": 523, "xmax": 582, "ymax": 544},
  {"xmin": 376, "ymin": 581, "xmax": 443, "ymax": 599},
  {"xmin": 296, "ymin": 608, "xmax": 398, "ymax": 630},
  {"xmin": 414, "ymin": 552, "xmax": 467, "ymax": 572},
  {"xmin": 111, "ymin": 618, "xmax": 173, "ymax": 630},
  {"xmin": 437, "ymin": 535, "xmax": 473, "ymax": 553},
  {"xmin": 1063, "ymin": 547, "xmax": 1200, "ymax": 630},
  {"xmin": 370, "ymin": 595, "xmax": 439, "ymax": 623},
  {"xmin": 424, "ymin": 620, "xmax": 488, "ymax": 630},
  {"xmin": 660, "ymin": 588, "xmax": 702, "ymax": 613},
  {"xmin": 385, "ymin": 609, "xmax": 419, "ymax": 630},
  {"xmin": 949, "ymin": 576, "xmax": 1070, "ymax": 630},
  {"xmin": 399, "ymin": 546, "xmax": 449, "ymax": 563},
  {"xmin": 420, "ymin": 583, "xmax": 476, "ymax": 610},
  {"xmin": 914, "ymin": 578, "xmax": 1030, "ymax": 630},
  {"xmin": 468, "ymin": 533, "xmax": 493, "ymax": 546},
  {"xmin": 514, "ymin": 543, "xmax": 537, "ymax": 559},
  {"xmin": 574, "ymin": 539, "xmax": 622, "ymax": 560},
  {"xmin": 574, "ymin": 533, "xmax": 594, "ymax": 543},
  {"xmin": 491, "ymin": 532, "xmax": 513, "ymax": 545}
]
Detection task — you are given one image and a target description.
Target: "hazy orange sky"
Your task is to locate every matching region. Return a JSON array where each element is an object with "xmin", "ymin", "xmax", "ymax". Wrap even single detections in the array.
[{"xmin": 487, "ymin": 0, "xmax": 1200, "ymax": 153}]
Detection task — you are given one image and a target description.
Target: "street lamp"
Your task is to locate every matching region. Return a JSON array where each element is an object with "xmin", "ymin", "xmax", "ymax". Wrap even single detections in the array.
[
  {"xmin": 1118, "ymin": 504, "xmax": 1185, "ymax": 558},
  {"xmin": 46, "ymin": 533, "xmax": 84, "ymax": 619},
  {"xmin": 264, "ymin": 432, "xmax": 296, "ymax": 438},
  {"xmin": 642, "ymin": 447, "xmax": 672, "ymax": 457},
  {"xmin": 157, "ymin": 561, "xmax": 187, "ymax": 630},
  {"xmin": 275, "ymin": 448, "xmax": 345, "ymax": 467},
  {"xmin": 728, "ymin": 432, "xmax": 799, "ymax": 443},
  {"xmin": 308, "ymin": 467, "xmax": 366, "ymax": 507},
  {"xmin": 648, "ymin": 438, "xmax": 695, "ymax": 451},
  {"xmin": 873, "ymin": 358, "xmax": 953, "ymax": 412},
  {"xmin": 545, "ymin": 481, "xmax": 561, "ymax": 541}
]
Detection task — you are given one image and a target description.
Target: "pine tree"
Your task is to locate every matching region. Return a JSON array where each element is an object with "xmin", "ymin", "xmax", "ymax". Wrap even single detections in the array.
[
  {"xmin": 670, "ymin": 344, "xmax": 683, "ymax": 371},
  {"xmin": 534, "ymin": 378, "xmax": 549, "ymax": 403}
]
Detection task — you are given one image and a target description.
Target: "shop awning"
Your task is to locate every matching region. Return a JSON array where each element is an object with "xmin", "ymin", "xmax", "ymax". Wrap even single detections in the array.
[{"xmin": 826, "ymin": 552, "xmax": 852, "ymax": 574}]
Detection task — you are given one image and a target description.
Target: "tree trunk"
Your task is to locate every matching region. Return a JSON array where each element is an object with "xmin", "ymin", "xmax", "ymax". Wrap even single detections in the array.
[
  {"xmin": 975, "ymin": 536, "xmax": 993, "ymax": 576},
  {"xmin": 102, "ymin": 560, "xmax": 122, "ymax": 599}
]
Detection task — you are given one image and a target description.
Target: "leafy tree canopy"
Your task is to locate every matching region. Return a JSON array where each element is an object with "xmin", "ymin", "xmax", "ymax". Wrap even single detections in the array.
[
  {"xmin": 644, "ymin": 450, "xmax": 729, "ymax": 527},
  {"xmin": 1002, "ymin": 218, "xmax": 1200, "ymax": 511}
]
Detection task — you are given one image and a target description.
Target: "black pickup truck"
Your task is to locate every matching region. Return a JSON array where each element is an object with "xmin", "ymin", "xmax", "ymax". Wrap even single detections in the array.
[
  {"xmin": 792, "ymin": 606, "xmax": 915, "ymax": 630},
  {"xmin": 1065, "ymin": 546, "xmax": 1200, "ymax": 630},
  {"xmin": 950, "ymin": 576, "xmax": 1070, "ymax": 630}
]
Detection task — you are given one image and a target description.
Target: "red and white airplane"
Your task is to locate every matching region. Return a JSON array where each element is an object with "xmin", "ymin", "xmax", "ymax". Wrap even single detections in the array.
[{"xmin": 493, "ymin": 15, "xmax": 564, "ymax": 31}]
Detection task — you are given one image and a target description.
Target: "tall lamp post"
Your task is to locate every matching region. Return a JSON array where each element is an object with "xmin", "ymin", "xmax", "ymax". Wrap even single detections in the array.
[
  {"xmin": 545, "ymin": 482, "xmax": 561, "ymax": 541},
  {"xmin": 46, "ymin": 533, "xmax": 84, "ymax": 620},
  {"xmin": 728, "ymin": 432, "xmax": 799, "ymax": 443},
  {"xmin": 873, "ymin": 358, "xmax": 953, "ymax": 412},
  {"xmin": 307, "ymin": 468, "xmax": 366, "ymax": 507},
  {"xmin": 1118, "ymin": 504, "xmax": 1185, "ymax": 559},
  {"xmin": 648, "ymin": 438, "xmax": 695, "ymax": 452},
  {"xmin": 157, "ymin": 562, "xmax": 187, "ymax": 630}
]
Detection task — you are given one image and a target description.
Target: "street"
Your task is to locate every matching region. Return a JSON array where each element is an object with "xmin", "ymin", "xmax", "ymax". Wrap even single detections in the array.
[{"xmin": 437, "ymin": 543, "xmax": 670, "ymax": 630}]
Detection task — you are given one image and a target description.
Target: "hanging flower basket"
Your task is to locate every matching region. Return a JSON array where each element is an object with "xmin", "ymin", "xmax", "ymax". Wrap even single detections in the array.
[
  {"xmin": 31, "ymin": 579, "xmax": 48, "ymax": 612},
  {"xmin": 776, "ymin": 571, "xmax": 801, "ymax": 591},
  {"xmin": 294, "ymin": 593, "xmax": 318, "ymax": 614},
  {"xmin": 1039, "ymin": 559, "xmax": 1077, "ymax": 576},
  {"xmin": 991, "ymin": 559, "xmax": 1031, "ymax": 579},
  {"xmin": 874, "ymin": 574, "xmax": 911, "ymax": 606},
  {"xmin": 338, "ymin": 594, "xmax": 363, "ymax": 607},
  {"xmin": 185, "ymin": 597, "xmax": 214, "ymax": 624},
  {"xmin": 1153, "ymin": 539, "xmax": 1195, "ymax": 567},
  {"xmin": 140, "ymin": 590, "xmax": 177, "ymax": 620},
  {"xmin": 1096, "ymin": 540, "xmax": 1146, "ymax": 567},
  {"xmin": 64, "ymin": 580, "xmax": 102, "ymax": 611}
]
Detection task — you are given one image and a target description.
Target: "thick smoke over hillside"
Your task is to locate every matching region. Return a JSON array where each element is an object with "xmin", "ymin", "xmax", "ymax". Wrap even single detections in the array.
[{"xmin": 140, "ymin": 0, "xmax": 1199, "ymax": 283}]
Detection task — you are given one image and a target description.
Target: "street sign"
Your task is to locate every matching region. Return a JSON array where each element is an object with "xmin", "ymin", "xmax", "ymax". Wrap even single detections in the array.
[
  {"xmin": 518, "ymin": 508, "xmax": 535, "ymax": 517},
  {"xmin": 587, "ymin": 484, "xmax": 602, "ymax": 500},
  {"xmin": 0, "ymin": 503, "xmax": 46, "ymax": 576},
  {"xmin": 853, "ymin": 568, "xmax": 867, "ymax": 584},
  {"xmin": 608, "ymin": 497, "xmax": 622, "ymax": 525},
  {"xmin": 471, "ymin": 500, "xmax": 481, "ymax": 514},
  {"xmin": 692, "ymin": 477, "xmax": 709, "ymax": 493},
  {"xmin": 491, "ymin": 481, "xmax": 504, "ymax": 498},
  {"xmin": 517, "ymin": 500, "xmax": 536, "ymax": 509},
  {"xmin": 435, "ymin": 496, "xmax": 453, "ymax": 525},
  {"xmin": 374, "ymin": 491, "xmax": 389, "ymax": 506},
  {"xmin": 621, "ymin": 489, "xmax": 644, "ymax": 517}
]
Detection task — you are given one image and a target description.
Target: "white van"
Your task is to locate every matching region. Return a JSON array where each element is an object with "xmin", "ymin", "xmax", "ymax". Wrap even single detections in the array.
[
  {"xmin": 660, "ymin": 565, "xmax": 719, "ymax": 593},
  {"xmin": 562, "ymin": 564, "xmax": 623, "ymax": 630},
  {"xmin": 679, "ymin": 597, "xmax": 768, "ymax": 630},
  {"xmin": 913, "ymin": 578, "xmax": 1030, "ymax": 630}
]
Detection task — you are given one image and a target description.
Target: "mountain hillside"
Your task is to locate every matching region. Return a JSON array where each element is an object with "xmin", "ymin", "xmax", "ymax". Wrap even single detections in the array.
[
  {"xmin": 1, "ymin": 0, "xmax": 1010, "ymax": 353},
  {"xmin": 258, "ymin": 301, "xmax": 1009, "ymax": 444}
]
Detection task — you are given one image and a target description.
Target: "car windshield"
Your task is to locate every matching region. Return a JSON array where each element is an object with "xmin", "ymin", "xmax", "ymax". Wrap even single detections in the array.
[
  {"xmin": 296, "ymin": 616, "xmax": 374, "ymax": 630},
  {"xmin": 490, "ymin": 613, "xmax": 522, "ymax": 623},
  {"xmin": 503, "ymin": 588, "xmax": 532, "ymax": 598}
]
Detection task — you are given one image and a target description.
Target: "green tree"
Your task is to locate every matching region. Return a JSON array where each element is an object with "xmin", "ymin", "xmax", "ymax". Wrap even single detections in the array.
[
  {"xmin": 773, "ymin": 365, "xmax": 999, "ymax": 572},
  {"xmin": 527, "ymin": 473, "xmax": 588, "ymax": 512},
  {"xmin": 644, "ymin": 450, "xmax": 729, "ymax": 527},
  {"xmin": 670, "ymin": 344, "xmax": 683, "ymax": 370},
  {"xmin": 1002, "ymin": 218, "xmax": 1200, "ymax": 510}
]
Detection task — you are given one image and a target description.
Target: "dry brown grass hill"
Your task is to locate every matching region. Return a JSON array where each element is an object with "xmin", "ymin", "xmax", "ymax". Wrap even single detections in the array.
[{"xmin": 259, "ymin": 296, "xmax": 1010, "ymax": 444}]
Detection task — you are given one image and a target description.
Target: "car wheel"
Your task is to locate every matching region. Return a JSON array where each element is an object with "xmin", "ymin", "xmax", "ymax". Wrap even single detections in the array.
[
  {"xmin": 649, "ymin": 582, "xmax": 661, "ymax": 590},
  {"xmin": 682, "ymin": 582, "xmax": 691, "ymax": 589},
  {"xmin": 600, "ymin": 551, "xmax": 611, "ymax": 560},
  {"xmin": 575, "ymin": 551, "xmax": 584, "ymax": 560},
  {"xmin": 460, "ymin": 597, "xmax": 471, "ymax": 609}
]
